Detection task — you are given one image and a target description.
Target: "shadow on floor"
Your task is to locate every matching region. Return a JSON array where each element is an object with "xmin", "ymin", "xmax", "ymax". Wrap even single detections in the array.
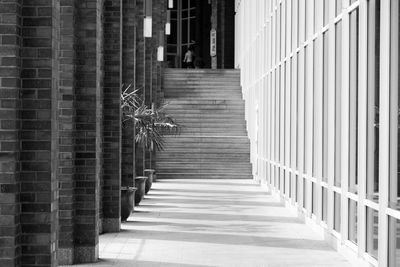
[
  {"xmin": 150, "ymin": 188, "xmax": 271, "ymax": 195},
  {"xmin": 155, "ymin": 180, "xmax": 260, "ymax": 187},
  {"xmin": 117, "ymin": 228, "xmax": 332, "ymax": 251},
  {"xmin": 142, "ymin": 197, "xmax": 283, "ymax": 207},
  {"xmin": 84, "ymin": 258, "xmax": 215, "ymax": 267},
  {"xmin": 130, "ymin": 210, "xmax": 304, "ymax": 224}
]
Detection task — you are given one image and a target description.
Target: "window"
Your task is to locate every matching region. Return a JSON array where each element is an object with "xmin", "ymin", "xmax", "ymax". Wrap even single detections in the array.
[
  {"xmin": 348, "ymin": 8, "xmax": 359, "ymax": 194},
  {"xmin": 366, "ymin": 207, "xmax": 378, "ymax": 259},
  {"xmin": 389, "ymin": 217, "xmax": 400, "ymax": 267},
  {"xmin": 335, "ymin": 21, "xmax": 342, "ymax": 187},
  {"xmin": 322, "ymin": 32, "xmax": 329, "ymax": 182},
  {"xmin": 389, "ymin": 0, "xmax": 400, "ymax": 211},
  {"xmin": 348, "ymin": 199, "xmax": 358, "ymax": 244},
  {"xmin": 323, "ymin": 0, "xmax": 329, "ymax": 26},
  {"xmin": 334, "ymin": 192, "xmax": 341, "ymax": 232},
  {"xmin": 367, "ymin": 0, "xmax": 380, "ymax": 202},
  {"xmin": 335, "ymin": 0, "xmax": 342, "ymax": 17},
  {"xmin": 322, "ymin": 187, "xmax": 328, "ymax": 222}
]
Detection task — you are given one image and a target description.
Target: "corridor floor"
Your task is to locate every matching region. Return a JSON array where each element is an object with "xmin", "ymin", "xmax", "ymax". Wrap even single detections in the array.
[{"xmin": 70, "ymin": 179, "xmax": 353, "ymax": 267}]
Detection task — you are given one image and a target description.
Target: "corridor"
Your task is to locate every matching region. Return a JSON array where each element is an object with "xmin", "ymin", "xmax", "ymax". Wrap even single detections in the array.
[{"xmin": 68, "ymin": 179, "xmax": 352, "ymax": 267}]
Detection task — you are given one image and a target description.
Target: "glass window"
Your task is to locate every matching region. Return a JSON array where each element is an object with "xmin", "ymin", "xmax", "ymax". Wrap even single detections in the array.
[
  {"xmin": 305, "ymin": 0, "xmax": 311, "ymax": 37},
  {"xmin": 312, "ymin": 183, "xmax": 317, "ymax": 215},
  {"xmin": 389, "ymin": 0, "xmax": 400, "ymax": 211},
  {"xmin": 349, "ymin": 8, "xmax": 359, "ymax": 194},
  {"xmin": 303, "ymin": 178, "xmax": 307, "ymax": 208},
  {"xmin": 335, "ymin": 0, "xmax": 342, "ymax": 17},
  {"xmin": 297, "ymin": 51, "xmax": 304, "ymax": 172},
  {"xmin": 304, "ymin": 45, "xmax": 310, "ymax": 174},
  {"xmin": 292, "ymin": 0, "xmax": 298, "ymax": 51},
  {"xmin": 276, "ymin": 9, "xmax": 280, "ymax": 64},
  {"xmin": 313, "ymin": 39, "xmax": 320, "ymax": 179},
  {"xmin": 182, "ymin": 19, "xmax": 188, "ymax": 43},
  {"xmin": 295, "ymin": 175, "xmax": 299, "ymax": 202},
  {"xmin": 348, "ymin": 199, "xmax": 358, "ymax": 244},
  {"xmin": 182, "ymin": 0, "xmax": 188, "ymax": 9},
  {"xmin": 334, "ymin": 192, "xmax": 341, "ymax": 232},
  {"xmin": 323, "ymin": 32, "xmax": 329, "ymax": 182},
  {"xmin": 366, "ymin": 207, "xmax": 379, "ymax": 259},
  {"xmin": 322, "ymin": 187, "xmax": 328, "ymax": 222},
  {"xmin": 335, "ymin": 21, "xmax": 342, "ymax": 187},
  {"xmin": 367, "ymin": 0, "xmax": 380, "ymax": 203},
  {"xmin": 314, "ymin": 0, "xmax": 319, "ymax": 32},
  {"xmin": 323, "ymin": 0, "xmax": 329, "ymax": 26},
  {"xmin": 389, "ymin": 216, "xmax": 400, "ymax": 267},
  {"xmin": 299, "ymin": 0, "xmax": 306, "ymax": 44}
]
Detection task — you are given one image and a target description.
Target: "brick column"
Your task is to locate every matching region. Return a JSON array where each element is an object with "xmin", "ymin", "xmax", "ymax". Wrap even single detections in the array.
[
  {"xmin": 58, "ymin": 0, "xmax": 76, "ymax": 264},
  {"xmin": 20, "ymin": 0, "xmax": 60, "ymax": 266},
  {"xmin": 0, "ymin": 1, "xmax": 21, "ymax": 266},
  {"xmin": 74, "ymin": 0, "xmax": 103, "ymax": 263},
  {"xmin": 121, "ymin": 0, "xmax": 137, "ymax": 187},
  {"xmin": 102, "ymin": 0, "xmax": 122, "ymax": 232}
]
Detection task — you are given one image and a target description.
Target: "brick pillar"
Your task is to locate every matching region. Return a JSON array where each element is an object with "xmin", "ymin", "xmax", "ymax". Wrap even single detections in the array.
[
  {"xmin": 20, "ymin": 0, "xmax": 60, "ymax": 266},
  {"xmin": 102, "ymin": 0, "xmax": 122, "ymax": 232},
  {"xmin": 58, "ymin": 0, "xmax": 76, "ymax": 264},
  {"xmin": 121, "ymin": 0, "xmax": 137, "ymax": 188},
  {"xmin": 0, "ymin": 1, "xmax": 21, "ymax": 266},
  {"xmin": 74, "ymin": 0, "xmax": 103, "ymax": 263}
]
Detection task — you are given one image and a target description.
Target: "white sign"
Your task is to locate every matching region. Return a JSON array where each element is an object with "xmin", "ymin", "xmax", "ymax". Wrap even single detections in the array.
[{"xmin": 210, "ymin": 29, "xmax": 217, "ymax": 57}]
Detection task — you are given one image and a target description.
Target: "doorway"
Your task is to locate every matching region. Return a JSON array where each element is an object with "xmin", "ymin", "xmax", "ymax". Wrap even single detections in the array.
[{"xmin": 167, "ymin": 0, "xmax": 211, "ymax": 68}]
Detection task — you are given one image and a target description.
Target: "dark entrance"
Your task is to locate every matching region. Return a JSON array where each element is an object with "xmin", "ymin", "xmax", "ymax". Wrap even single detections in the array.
[{"xmin": 167, "ymin": 0, "xmax": 212, "ymax": 68}]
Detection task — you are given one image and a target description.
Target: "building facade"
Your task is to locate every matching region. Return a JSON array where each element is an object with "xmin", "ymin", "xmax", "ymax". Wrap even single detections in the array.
[{"xmin": 235, "ymin": 0, "xmax": 399, "ymax": 266}]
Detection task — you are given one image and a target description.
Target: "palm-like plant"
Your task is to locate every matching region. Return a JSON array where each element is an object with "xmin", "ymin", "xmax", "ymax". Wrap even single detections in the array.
[{"xmin": 121, "ymin": 85, "xmax": 179, "ymax": 151}]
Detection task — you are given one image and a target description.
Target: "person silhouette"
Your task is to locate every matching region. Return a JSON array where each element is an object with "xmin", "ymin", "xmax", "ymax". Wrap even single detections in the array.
[{"xmin": 183, "ymin": 46, "xmax": 195, "ymax": 68}]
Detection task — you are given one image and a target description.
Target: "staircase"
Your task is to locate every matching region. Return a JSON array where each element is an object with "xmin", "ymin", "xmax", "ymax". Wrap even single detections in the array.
[{"xmin": 156, "ymin": 68, "xmax": 253, "ymax": 179}]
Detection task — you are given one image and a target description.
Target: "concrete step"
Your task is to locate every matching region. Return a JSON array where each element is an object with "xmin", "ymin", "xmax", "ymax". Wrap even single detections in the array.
[{"xmin": 163, "ymin": 136, "xmax": 250, "ymax": 143}]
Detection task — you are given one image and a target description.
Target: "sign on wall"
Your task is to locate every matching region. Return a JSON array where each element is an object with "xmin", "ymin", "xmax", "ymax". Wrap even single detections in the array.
[{"xmin": 210, "ymin": 29, "xmax": 217, "ymax": 57}]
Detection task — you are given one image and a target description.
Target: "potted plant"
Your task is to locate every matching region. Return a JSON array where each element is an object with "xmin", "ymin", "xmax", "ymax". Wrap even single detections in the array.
[
  {"xmin": 121, "ymin": 85, "xmax": 179, "ymax": 210},
  {"xmin": 144, "ymin": 169, "xmax": 156, "ymax": 194},
  {"xmin": 120, "ymin": 186, "xmax": 136, "ymax": 221}
]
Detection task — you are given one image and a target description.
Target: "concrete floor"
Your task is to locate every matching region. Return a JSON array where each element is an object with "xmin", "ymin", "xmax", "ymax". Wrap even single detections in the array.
[{"xmin": 67, "ymin": 179, "xmax": 353, "ymax": 267}]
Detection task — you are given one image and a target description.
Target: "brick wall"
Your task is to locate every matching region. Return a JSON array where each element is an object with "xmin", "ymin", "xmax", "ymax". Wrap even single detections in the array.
[
  {"xmin": 0, "ymin": 0, "xmax": 21, "ymax": 266},
  {"xmin": 20, "ymin": 0, "xmax": 60, "ymax": 266}
]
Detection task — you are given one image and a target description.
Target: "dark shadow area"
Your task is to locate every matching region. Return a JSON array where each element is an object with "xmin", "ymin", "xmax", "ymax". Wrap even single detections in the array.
[
  {"xmin": 117, "ymin": 228, "xmax": 332, "ymax": 251},
  {"xmin": 141, "ymin": 197, "xmax": 284, "ymax": 207},
  {"xmin": 150, "ymin": 188, "xmax": 271, "ymax": 195},
  {"xmin": 124, "ymin": 220, "xmax": 281, "ymax": 233},
  {"xmin": 84, "ymin": 258, "xmax": 214, "ymax": 267},
  {"xmin": 156, "ymin": 180, "xmax": 261, "ymax": 187},
  {"xmin": 130, "ymin": 210, "xmax": 304, "ymax": 224}
]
